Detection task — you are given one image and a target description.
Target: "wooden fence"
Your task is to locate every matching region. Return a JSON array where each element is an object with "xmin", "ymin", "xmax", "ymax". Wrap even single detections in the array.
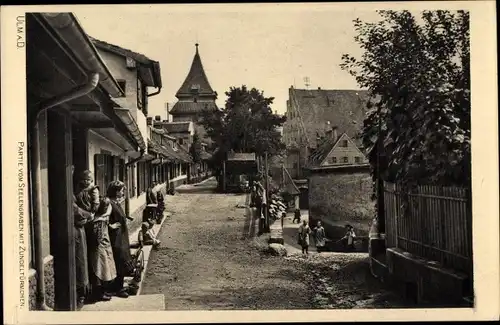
[{"xmin": 384, "ymin": 182, "xmax": 472, "ymax": 274}]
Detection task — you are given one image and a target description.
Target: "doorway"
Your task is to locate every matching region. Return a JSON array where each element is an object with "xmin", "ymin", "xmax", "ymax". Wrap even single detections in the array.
[{"xmin": 299, "ymin": 187, "xmax": 309, "ymax": 209}]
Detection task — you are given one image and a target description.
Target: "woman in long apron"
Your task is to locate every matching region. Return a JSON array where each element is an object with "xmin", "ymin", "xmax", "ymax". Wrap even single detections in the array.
[{"xmin": 107, "ymin": 181, "xmax": 134, "ymax": 298}]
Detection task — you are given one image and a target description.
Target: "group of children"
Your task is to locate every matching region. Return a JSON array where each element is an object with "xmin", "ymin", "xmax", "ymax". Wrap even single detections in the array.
[{"xmin": 297, "ymin": 216, "xmax": 357, "ymax": 254}]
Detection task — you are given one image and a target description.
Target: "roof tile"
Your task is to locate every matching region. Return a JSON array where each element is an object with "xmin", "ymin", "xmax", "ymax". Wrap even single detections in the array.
[
  {"xmin": 287, "ymin": 88, "xmax": 371, "ymax": 149},
  {"xmin": 176, "ymin": 45, "xmax": 216, "ymax": 99},
  {"xmin": 169, "ymin": 101, "xmax": 218, "ymax": 116}
]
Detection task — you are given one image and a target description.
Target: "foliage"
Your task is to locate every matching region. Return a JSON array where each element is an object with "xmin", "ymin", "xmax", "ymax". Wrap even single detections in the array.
[
  {"xmin": 340, "ymin": 10, "xmax": 470, "ymax": 187},
  {"xmin": 189, "ymin": 131, "xmax": 203, "ymax": 163},
  {"xmin": 199, "ymin": 85, "xmax": 287, "ymax": 174}
]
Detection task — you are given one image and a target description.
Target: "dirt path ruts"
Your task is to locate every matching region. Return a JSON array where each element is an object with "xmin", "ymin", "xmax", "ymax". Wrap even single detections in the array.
[{"xmin": 141, "ymin": 188, "xmax": 313, "ymax": 310}]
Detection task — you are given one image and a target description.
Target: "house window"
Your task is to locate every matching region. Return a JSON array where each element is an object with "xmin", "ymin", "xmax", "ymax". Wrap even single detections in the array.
[
  {"xmin": 179, "ymin": 138, "xmax": 184, "ymax": 145},
  {"xmin": 340, "ymin": 140, "xmax": 348, "ymax": 147},
  {"xmin": 137, "ymin": 76, "xmax": 148, "ymax": 115},
  {"xmin": 137, "ymin": 161, "xmax": 151, "ymax": 196},
  {"xmin": 117, "ymin": 79, "xmax": 126, "ymax": 97},
  {"xmin": 330, "ymin": 157, "xmax": 337, "ymax": 164},
  {"xmin": 127, "ymin": 164, "xmax": 136, "ymax": 198},
  {"xmin": 94, "ymin": 154, "xmax": 123, "ymax": 192},
  {"xmin": 355, "ymin": 157, "xmax": 362, "ymax": 164},
  {"xmin": 342, "ymin": 156, "xmax": 349, "ymax": 163},
  {"xmin": 137, "ymin": 78, "xmax": 143, "ymax": 109}
]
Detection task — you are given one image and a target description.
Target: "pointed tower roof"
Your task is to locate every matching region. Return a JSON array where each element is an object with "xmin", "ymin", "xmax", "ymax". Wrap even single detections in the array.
[{"xmin": 175, "ymin": 44, "xmax": 217, "ymax": 99}]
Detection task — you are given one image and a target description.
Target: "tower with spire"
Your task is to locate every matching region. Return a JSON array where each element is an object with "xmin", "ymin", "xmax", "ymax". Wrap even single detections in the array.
[{"xmin": 169, "ymin": 44, "xmax": 218, "ymax": 143}]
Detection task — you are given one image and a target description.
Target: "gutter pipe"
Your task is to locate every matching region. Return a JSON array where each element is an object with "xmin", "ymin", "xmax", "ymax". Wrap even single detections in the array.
[
  {"xmin": 125, "ymin": 149, "xmax": 146, "ymax": 167},
  {"xmin": 39, "ymin": 13, "xmax": 124, "ymax": 98},
  {"xmin": 31, "ymin": 73, "xmax": 100, "ymax": 311}
]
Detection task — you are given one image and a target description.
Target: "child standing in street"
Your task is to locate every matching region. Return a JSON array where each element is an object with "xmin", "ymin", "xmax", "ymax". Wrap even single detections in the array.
[
  {"xmin": 293, "ymin": 209, "xmax": 301, "ymax": 224},
  {"xmin": 341, "ymin": 225, "xmax": 356, "ymax": 251},
  {"xmin": 298, "ymin": 220, "xmax": 311, "ymax": 255},
  {"xmin": 313, "ymin": 221, "xmax": 327, "ymax": 253}
]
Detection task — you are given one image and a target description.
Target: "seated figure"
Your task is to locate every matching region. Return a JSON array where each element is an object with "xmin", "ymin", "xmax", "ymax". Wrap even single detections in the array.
[{"xmin": 138, "ymin": 222, "xmax": 161, "ymax": 248}]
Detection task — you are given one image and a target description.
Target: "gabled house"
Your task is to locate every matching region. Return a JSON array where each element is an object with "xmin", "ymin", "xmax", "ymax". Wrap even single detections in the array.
[
  {"xmin": 153, "ymin": 118, "xmax": 194, "ymax": 148},
  {"xmin": 308, "ymin": 126, "xmax": 369, "ymax": 167},
  {"xmin": 89, "ymin": 37, "xmax": 163, "ymax": 234}
]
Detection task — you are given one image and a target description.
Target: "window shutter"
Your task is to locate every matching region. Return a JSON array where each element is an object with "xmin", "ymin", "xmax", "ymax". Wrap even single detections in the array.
[
  {"xmin": 113, "ymin": 156, "xmax": 120, "ymax": 181},
  {"xmin": 119, "ymin": 158, "xmax": 125, "ymax": 181},
  {"xmin": 146, "ymin": 161, "xmax": 151, "ymax": 188},
  {"xmin": 105, "ymin": 155, "xmax": 113, "ymax": 189},
  {"xmin": 136, "ymin": 162, "xmax": 142, "ymax": 196}
]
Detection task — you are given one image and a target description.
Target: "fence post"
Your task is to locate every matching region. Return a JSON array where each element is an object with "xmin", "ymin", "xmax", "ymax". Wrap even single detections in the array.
[
  {"xmin": 439, "ymin": 186, "xmax": 447, "ymax": 263},
  {"xmin": 395, "ymin": 183, "xmax": 399, "ymax": 249}
]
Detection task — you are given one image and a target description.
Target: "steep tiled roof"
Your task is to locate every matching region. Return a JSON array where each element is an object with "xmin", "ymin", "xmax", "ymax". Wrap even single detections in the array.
[
  {"xmin": 151, "ymin": 127, "xmax": 177, "ymax": 141},
  {"xmin": 147, "ymin": 138, "xmax": 174, "ymax": 161},
  {"xmin": 288, "ymin": 88, "xmax": 371, "ymax": 149},
  {"xmin": 160, "ymin": 121, "xmax": 192, "ymax": 133},
  {"xmin": 308, "ymin": 134, "xmax": 342, "ymax": 166},
  {"xmin": 227, "ymin": 152, "xmax": 256, "ymax": 162},
  {"xmin": 283, "ymin": 167, "xmax": 300, "ymax": 195},
  {"xmin": 200, "ymin": 150, "xmax": 212, "ymax": 161},
  {"xmin": 175, "ymin": 44, "xmax": 216, "ymax": 99},
  {"xmin": 176, "ymin": 145, "xmax": 193, "ymax": 163},
  {"xmin": 90, "ymin": 37, "xmax": 162, "ymax": 88},
  {"xmin": 169, "ymin": 101, "xmax": 218, "ymax": 116}
]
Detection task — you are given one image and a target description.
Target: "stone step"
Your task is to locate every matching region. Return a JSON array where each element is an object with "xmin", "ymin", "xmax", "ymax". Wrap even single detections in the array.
[{"xmin": 81, "ymin": 294, "xmax": 165, "ymax": 311}]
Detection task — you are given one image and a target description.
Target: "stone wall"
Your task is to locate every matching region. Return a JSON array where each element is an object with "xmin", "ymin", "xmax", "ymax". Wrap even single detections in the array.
[
  {"xmin": 170, "ymin": 176, "xmax": 188, "ymax": 189},
  {"xmin": 28, "ymin": 256, "xmax": 55, "ymax": 310},
  {"xmin": 308, "ymin": 171, "xmax": 375, "ymax": 239}
]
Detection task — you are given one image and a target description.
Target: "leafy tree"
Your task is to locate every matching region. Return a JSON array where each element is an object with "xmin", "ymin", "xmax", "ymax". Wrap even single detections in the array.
[
  {"xmin": 199, "ymin": 85, "xmax": 287, "ymax": 182},
  {"xmin": 189, "ymin": 131, "xmax": 202, "ymax": 164},
  {"xmin": 340, "ymin": 10, "xmax": 470, "ymax": 187}
]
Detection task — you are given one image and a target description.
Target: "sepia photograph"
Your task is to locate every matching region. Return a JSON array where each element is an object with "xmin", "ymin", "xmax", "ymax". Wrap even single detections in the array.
[{"xmin": 1, "ymin": 1, "xmax": 499, "ymax": 323}]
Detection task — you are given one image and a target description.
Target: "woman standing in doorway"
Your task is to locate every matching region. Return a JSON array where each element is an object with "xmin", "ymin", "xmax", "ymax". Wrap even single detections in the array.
[
  {"xmin": 73, "ymin": 170, "xmax": 99, "ymax": 308},
  {"xmin": 107, "ymin": 180, "xmax": 134, "ymax": 298},
  {"xmin": 86, "ymin": 197, "xmax": 116, "ymax": 302}
]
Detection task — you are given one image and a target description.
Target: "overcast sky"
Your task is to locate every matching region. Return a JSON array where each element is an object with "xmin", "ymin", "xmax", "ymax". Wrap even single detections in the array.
[{"xmin": 74, "ymin": 4, "xmax": 385, "ymax": 118}]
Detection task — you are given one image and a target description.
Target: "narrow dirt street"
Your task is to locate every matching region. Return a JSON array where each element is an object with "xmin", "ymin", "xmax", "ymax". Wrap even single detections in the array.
[{"xmin": 141, "ymin": 179, "xmax": 413, "ymax": 310}]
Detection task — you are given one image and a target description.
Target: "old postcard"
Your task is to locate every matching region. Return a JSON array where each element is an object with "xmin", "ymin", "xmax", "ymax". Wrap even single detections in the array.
[{"xmin": 1, "ymin": 1, "xmax": 498, "ymax": 324}]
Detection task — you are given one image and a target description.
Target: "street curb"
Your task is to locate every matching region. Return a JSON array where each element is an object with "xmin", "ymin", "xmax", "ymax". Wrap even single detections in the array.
[
  {"xmin": 268, "ymin": 219, "xmax": 285, "ymax": 246},
  {"xmin": 128, "ymin": 211, "xmax": 170, "ymax": 296}
]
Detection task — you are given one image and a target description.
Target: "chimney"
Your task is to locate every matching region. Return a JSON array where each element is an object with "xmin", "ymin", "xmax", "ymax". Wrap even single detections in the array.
[
  {"xmin": 165, "ymin": 103, "xmax": 170, "ymax": 122},
  {"xmin": 318, "ymin": 87, "xmax": 321, "ymax": 90},
  {"xmin": 155, "ymin": 115, "xmax": 161, "ymax": 121},
  {"xmin": 332, "ymin": 126, "xmax": 338, "ymax": 143},
  {"xmin": 146, "ymin": 117, "xmax": 153, "ymax": 126}
]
